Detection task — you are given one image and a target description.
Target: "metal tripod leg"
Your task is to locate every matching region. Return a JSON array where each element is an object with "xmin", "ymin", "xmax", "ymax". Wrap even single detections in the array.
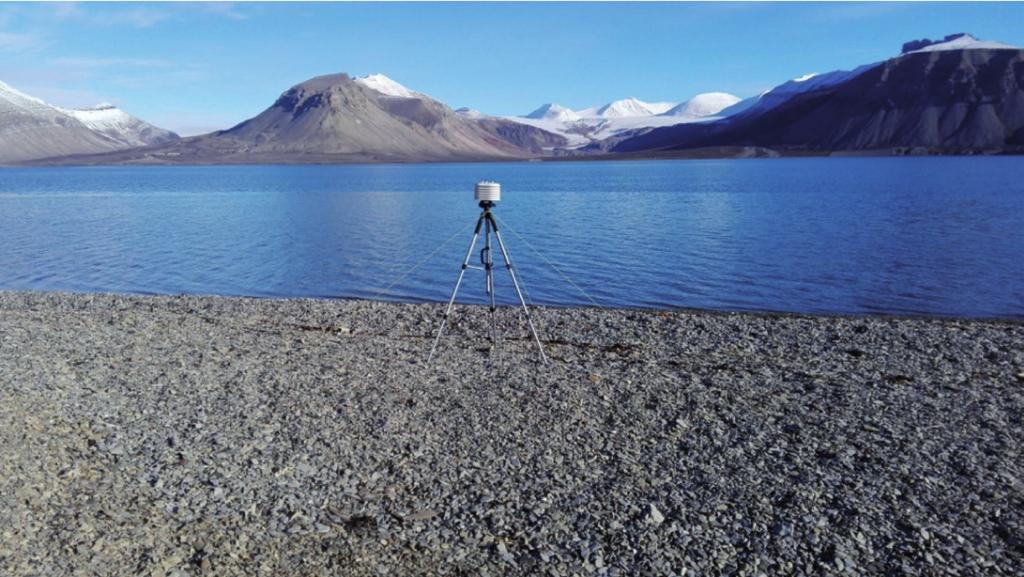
[
  {"xmin": 484, "ymin": 215, "xmax": 498, "ymax": 353},
  {"xmin": 427, "ymin": 212, "xmax": 484, "ymax": 363},
  {"xmin": 488, "ymin": 214, "xmax": 548, "ymax": 364}
]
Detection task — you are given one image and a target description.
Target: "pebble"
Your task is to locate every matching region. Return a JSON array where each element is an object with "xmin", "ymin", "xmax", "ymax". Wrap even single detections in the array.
[{"xmin": 646, "ymin": 504, "xmax": 666, "ymax": 526}]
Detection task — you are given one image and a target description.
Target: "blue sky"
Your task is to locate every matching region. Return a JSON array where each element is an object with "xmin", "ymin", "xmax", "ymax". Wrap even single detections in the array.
[{"xmin": 2, "ymin": 2, "xmax": 1022, "ymax": 136}]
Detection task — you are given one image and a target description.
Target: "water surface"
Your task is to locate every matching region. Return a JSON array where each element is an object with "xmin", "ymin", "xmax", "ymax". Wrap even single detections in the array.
[{"xmin": 1, "ymin": 158, "xmax": 1022, "ymax": 317}]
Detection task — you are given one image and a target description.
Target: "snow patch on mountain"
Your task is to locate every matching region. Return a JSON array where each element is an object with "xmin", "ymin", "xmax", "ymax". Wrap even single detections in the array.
[
  {"xmin": 525, "ymin": 103, "xmax": 580, "ymax": 122},
  {"xmin": 455, "ymin": 107, "xmax": 484, "ymax": 119},
  {"xmin": 64, "ymin": 104, "xmax": 132, "ymax": 130},
  {"xmin": 902, "ymin": 33, "xmax": 1018, "ymax": 54},
  {"xmin": 0, "ymin": 80, "xmax": 51, "ymax": 110},
  {"xmin": 506, "ymin": 113, "xmax": 717, "ymax": 150},
  {"xmin": 663, "ymin": 92, "xmax": 741, "ymax": 118},
  {"xmin": 644, "ymin": 101, "xmax": 676, "ymax": 115},
  {"xmin": 354, "ymin": 73, "xmax": 423, "ymax": 98},
  {"xmin": 579, "ymin": 97, "xmax": 674, "ymax": 118},
  {"xmin": 506, "ymin": 117, "xmax": 589, "ymax": 147},
  {"xmin": 63, "ymin": 103, "xmax": 178, "ymax": 147}
]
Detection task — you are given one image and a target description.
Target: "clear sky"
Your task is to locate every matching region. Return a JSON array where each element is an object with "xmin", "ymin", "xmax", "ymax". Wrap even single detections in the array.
[{"xmin": 2, "ymin": 1, "xmax": 1023, "ymax": 136}]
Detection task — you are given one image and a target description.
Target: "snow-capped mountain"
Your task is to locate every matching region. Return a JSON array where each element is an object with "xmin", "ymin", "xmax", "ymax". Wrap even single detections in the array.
[
  {"xmin": 508, "ymin": 92, "xmax": 740, "ymax": 149},
  {"xmin": 63, "ymin": 103, "xmax": 178, "ymax": 148},
  {"xmin": 0, "ymin": 80, "xmax": 178, "ymax": 162},
  {"xmin": 525, "ymin": 103, "xmax": 580, "ymax": 122},
  {"xmin": 579, "ymin": 97, "xmax": 674, "ymax": 118},
  {"xmin": 353, "ymin": 73, "xmax": 423, "ymax": 98},
  {"xmin": 1, "ymin": 80, "xmax": 120, "ymax": 163},
  {"xmin": 663, "ymin": 92, "xmax": 741, "ymax": 118}
]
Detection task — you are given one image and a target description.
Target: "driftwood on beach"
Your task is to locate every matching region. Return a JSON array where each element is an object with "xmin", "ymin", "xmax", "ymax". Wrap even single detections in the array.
[{"xmin": 1, "ymin": 292, "xmax": 1021, "ymax": 576}]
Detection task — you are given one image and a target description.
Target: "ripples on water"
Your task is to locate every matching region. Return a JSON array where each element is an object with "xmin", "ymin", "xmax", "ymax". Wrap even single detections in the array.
[{"xmin": 1, "ymin": 158, "xmax": 1022, "ymax": 318}]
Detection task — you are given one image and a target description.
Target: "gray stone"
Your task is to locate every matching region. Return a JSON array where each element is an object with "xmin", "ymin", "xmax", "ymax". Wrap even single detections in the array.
[{"xmin": 646, "ymin": 504, "xmax": 666, "ymax": 526}]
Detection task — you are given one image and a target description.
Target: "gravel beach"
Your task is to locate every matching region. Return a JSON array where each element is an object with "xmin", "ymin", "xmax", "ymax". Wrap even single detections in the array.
[{"xmin": 1, "ymin": 292, "xmax": 1022, "ymax": 576}]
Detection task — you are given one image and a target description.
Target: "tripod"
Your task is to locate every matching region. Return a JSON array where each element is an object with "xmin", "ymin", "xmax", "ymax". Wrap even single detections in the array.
[{"xmin": 427, "ymin": 201, "xmax": 547, "ymax": 364}]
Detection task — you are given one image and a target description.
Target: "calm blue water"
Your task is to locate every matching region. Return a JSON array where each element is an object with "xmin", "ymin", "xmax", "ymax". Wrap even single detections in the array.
[{"xmin": 1, "ymin": 158, "xmax": 1022, "ymax": 318}]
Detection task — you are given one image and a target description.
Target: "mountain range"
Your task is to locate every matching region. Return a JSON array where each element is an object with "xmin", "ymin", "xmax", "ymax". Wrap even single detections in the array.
[
  {"xmin": 3, "ymin": 32, "xmax": 1023, "ymax": 165},
  {"xmin": 509, "ymin": 93, "xmax": 740, "ymax": 149},
  {"xmin": 24, "ymin": 73, "xmax": 566, "ymax": 165},
  {"xmin": 0, "ymin": 81, "xmax": 177, "ymax": 163},
  {"xmin": 608, "ymin": 33, "xmax": 1024, "ymax": 155}
]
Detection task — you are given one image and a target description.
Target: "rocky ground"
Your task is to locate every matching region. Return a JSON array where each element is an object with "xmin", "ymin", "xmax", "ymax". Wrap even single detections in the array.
[{"xmin": 1, "ymin": 292, "xmax": 1022, "ymax": 577}]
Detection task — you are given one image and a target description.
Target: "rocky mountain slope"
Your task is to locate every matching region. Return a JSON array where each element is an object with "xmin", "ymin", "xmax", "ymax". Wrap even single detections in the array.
[
  {"xmin": 0, "ymin": 81, "xmax": 177, "ymax": 163},
  {"xmin": 612, "ymin": 35, "xmax": 1024, "ymax": 154}
]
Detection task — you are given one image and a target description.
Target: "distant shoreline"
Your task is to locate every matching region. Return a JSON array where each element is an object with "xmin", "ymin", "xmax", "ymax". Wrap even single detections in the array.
[
  {"xmin": 7, "ymin": 145, "xmax": 1023, "ymax": 168},
  {"xmin": 0, "ymin": 289, "xmax": 1021, "ymax": 323}
]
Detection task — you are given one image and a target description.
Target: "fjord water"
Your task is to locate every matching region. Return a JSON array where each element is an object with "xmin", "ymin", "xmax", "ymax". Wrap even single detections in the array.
[{"xmin": 1, "ymin": 158, "xmax": 1022, "ymax": 318}]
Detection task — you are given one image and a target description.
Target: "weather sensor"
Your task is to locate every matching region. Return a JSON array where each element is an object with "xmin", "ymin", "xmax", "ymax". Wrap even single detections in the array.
[
  {"xmin": 428, "ymin": 181, "xmax": 546, "ymax": 364},
  {"xmin": 474, "ymin": 181, "xmax": 501, "ymax": 204}
]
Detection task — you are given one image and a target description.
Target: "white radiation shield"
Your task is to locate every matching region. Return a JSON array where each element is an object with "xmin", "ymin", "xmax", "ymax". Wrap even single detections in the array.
[{"xmin": 474, "ymin": 181, "xmax": 501, "ymax": 203}]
